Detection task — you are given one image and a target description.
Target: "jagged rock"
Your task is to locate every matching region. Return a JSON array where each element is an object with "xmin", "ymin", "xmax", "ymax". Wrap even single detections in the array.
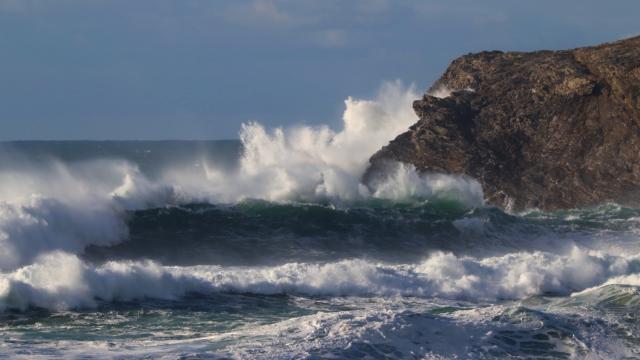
[{"xmin": 365, "ymin": 36, "xmax": 640, "ymax": 211}]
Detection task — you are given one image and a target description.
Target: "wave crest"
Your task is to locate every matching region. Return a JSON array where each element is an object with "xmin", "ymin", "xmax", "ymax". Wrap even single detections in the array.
[
  {"xmin": 3, "ymin": 247, "xmax": 640, "ymax": 311},
  {"xmin": 0, "ymin": 81, "xmax": 485, "ymax": 273}
]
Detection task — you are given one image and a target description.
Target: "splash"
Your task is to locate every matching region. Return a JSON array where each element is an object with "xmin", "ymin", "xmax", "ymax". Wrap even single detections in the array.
[
  {"xmin": 2, "ymin": 246, "xmax": 639, "ymax": 311},
  {"xmin": 0, "ymin": 81, "xmax": 484, "ymax": 273},
  {"xmin": 428, "ymin": 85, "xmax": 452, "ymax": 99},
  {"xmin": 168, "ymin": 80, "xmax": 481, "ymax": 204},
  {"xmin": 0, "ymin": 160, "xmax": 133, "ymax": 270},
  {"xmin": 0, "ymin": 252, "xmax": 207, "ymax": 311}
]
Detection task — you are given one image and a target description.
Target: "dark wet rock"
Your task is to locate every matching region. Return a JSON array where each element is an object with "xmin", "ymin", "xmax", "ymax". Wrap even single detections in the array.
[{"xmin": 365, "ymin": 36, "xmax": 640, "ymax": 211}]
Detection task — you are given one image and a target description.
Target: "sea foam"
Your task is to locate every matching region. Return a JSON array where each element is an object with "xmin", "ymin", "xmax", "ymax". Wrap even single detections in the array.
[
  {"xmin": 0, "ymin": 81, "xmax": 484, "ymax": 275},
  {"xmin": 167, "ymin": 80, "xmax": 481, "ymax": 204},
  {"xmin": 2, "ymin": 246, "xmax": 639, "ymax": 311}
]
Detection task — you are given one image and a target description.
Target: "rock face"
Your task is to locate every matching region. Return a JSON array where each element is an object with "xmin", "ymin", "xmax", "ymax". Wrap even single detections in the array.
[{"xmin": 365, "ymin": 36, "xmax": 640, "ymax": 211}]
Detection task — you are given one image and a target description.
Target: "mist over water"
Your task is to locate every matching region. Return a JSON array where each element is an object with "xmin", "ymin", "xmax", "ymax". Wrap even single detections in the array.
[
  {"xmin": 2, "ymin": 82, "xmax": 640, "ymax": 358},
  {"xmin": 0, "ymin": 81, "xmax": 484, "ymax": 271}
]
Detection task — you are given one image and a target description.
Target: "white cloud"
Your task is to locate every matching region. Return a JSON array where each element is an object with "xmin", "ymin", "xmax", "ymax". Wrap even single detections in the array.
[
  {"xmin": 313, "ymin": 29, "xmax": 348, "ymax": 48},
  {"xmin": 355, "ymin": 0, "xmax": 390, "ymax": 15},
  {"xmin": 411, "ymin": 1, "xmax": 508, "ymax": 24},
  {"xmin": 250, "ymin": 0, "xmax": 290, "ymax": 24},
  {"xmin": 223, "ymin": 0, "xmax": 293, "ymax": 27}
]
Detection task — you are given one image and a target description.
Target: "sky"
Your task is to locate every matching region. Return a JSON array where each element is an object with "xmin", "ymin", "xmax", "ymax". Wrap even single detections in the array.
[{"xmin": 0, "ymin": 0, "xmax": 638, "ymax": 140}]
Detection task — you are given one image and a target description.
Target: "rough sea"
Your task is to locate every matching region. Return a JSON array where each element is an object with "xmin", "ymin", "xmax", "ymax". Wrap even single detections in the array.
[{"xmin": 2, "ymin": 83, "xmax": 640, "ymax": 359}]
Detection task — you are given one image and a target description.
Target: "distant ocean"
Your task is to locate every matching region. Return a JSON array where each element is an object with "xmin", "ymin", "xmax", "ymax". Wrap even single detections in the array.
[{"xmin": 2, "ymin": 83, "xmax": 640, "ymax": 359}]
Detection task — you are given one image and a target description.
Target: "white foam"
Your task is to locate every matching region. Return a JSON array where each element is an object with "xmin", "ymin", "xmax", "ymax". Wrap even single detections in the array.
[
  {"xmin": 371, "ymin": 162, "xmax": 484, "ymax": 205},
  {"xmin": 0, "ymin": 252, "xmax": 208, "ymax": 311},
  {"xmin": 2, "ymin": 292, "xmax": 633, "ymax": 359},
  {"xmin": 0, "ymin": 197, "xmax": 127, "ymax": 271},
  {"xmin": 428, "ymin": 85, "xmax": 452, "ymax": 99},
  {"xmin": 2, "ymin": 246, "xmax": 640, "ymax": 311},
  {"xmin": 189, "ymin": 246, "xmax": 640, "ymax": 301},
  {"xmin": 0, "ymin": 81, "xmax": 485, "ymax": 273},
  {"xmin": 165, "ymin": 80, "xmax": 475, "ymax": 205},
  {"xmin": 0, "ymin": 82, "xmax": 490, "ymax": 308},
  {"xmin": 0, "ymin": 159, "xmax": 177, "ymax": 271}
]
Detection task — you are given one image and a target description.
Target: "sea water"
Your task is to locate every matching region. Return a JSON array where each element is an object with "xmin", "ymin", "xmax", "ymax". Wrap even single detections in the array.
[{"xmin": 1, "ymin": 82, "xmax": 640, "ymax": 359}]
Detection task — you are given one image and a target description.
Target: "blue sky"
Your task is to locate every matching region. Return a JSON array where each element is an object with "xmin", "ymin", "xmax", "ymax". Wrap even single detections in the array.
[{"xmin": 1, "ymin": 0, "xmax": 638, "ymax": 140}]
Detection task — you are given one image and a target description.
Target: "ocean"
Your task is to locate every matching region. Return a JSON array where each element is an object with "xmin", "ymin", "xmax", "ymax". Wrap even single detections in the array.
[{"xmin": 2, "ymin": 83, "xmax": 640, "ymax": 359}]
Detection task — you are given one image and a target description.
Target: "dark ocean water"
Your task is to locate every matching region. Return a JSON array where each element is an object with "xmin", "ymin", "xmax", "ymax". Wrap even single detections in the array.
[{"xmin": 1, "ymin": 140, "xmax": 640, "ymax": 359}]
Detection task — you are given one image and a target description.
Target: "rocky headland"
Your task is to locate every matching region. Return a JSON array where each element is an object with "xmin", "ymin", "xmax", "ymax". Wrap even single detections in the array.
[{"xmin": 365, "ymin": 36, "xmax": 640, "ymax": 211}]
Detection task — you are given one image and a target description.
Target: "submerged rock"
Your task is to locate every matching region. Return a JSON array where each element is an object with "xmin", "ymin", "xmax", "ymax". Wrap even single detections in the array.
[{"xmin": 365, "ymin": 36, "xmax": 640, "ymax": 211}]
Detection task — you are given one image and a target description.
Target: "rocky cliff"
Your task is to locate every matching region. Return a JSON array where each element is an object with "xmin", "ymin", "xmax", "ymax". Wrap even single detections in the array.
[{"xmin": 365, "ymin": 36, "xmax": 640, "ymax": 211}]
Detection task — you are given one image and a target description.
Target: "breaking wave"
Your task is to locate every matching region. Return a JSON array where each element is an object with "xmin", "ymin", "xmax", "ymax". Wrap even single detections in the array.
[
  {"xmin": 3, "ymin": 81, "xmax": 640, "ymax": 358},
  {"xmin": 0, "ymin": 81, "xmax": 481, "ymax": 273},
  {"xmin": 2, "ymin": 246, "xmax": 640, "ymax": 311}
]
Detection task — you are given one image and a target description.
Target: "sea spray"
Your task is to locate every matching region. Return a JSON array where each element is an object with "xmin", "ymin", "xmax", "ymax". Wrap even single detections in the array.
[
  {"xmin": 169, "ymin": 80, "xmax": 433, "ymax": 203},
  {"xmin": 3, "ymin": 246, "xmax": 640, "ymax": 311},
  {"xmin": 0, "ymin": 81, "xmax": 484, "ymax": 272},
  {"xmin": 5, "ymin": 82, "xmax": 639, "ymax": 358},
  {"xmin": 2, "ymin": 146, "xmax": 640, "ymax": 358}
]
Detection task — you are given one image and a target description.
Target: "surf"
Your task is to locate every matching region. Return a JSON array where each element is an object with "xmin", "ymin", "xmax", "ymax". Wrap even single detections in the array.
[{"xmin": 2, "ymin": 81, "xmax": 640, "ymax": 359}]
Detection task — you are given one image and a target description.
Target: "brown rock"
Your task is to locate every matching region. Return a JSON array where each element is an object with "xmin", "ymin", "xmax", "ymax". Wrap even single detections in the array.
[{"xmin": 365, "ymin": 36, "xmax": 640, "ymax": 211}]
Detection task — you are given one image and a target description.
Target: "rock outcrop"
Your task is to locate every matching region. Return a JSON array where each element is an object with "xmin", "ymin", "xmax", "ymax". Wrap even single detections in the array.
[{"xmin": 365, "ymin": 36, "xmax": 640, "ymax": 211}]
